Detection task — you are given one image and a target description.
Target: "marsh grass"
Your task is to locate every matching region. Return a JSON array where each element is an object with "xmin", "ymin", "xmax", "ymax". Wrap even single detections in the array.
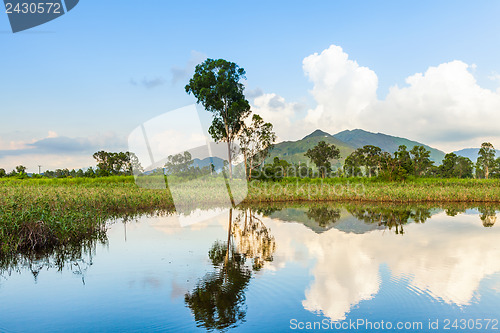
[
  {"xmin": 1, "ymin": 176, "xmax": 500, "ymax": 255},
  {"xmin": 0, "ymin": 176, "xmax": 174, "ymax": 256}
]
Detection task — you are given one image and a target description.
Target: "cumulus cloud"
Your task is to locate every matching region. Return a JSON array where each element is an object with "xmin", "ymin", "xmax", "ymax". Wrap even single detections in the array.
[
  {"xmin": 251, "ymin": 93, "xmax": 309, "ymax": 141},
  {"xmin": 259, "ymin": 44, "xmax": 500, "ymax": 151},
  {"xmin": 303, "ymin": 45, "xmax": 378, "ymax": 130},
  {"xmin": 360, "ymin": 61, "xmax": 500, "ymax": 148}
]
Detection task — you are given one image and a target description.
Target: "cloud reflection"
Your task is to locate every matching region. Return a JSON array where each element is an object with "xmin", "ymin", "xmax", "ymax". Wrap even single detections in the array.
[{"xmin": 259, "ymin": 208, "xmax": 500, "ymax": 321}]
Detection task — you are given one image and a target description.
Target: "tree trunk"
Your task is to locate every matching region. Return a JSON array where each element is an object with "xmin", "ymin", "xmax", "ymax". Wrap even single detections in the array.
[
  {"xmin": 226, "ymin": 140, "xmax": 233, "ymax": 180},
  {"xmin": 224, "ymin": 208, "xmax": 233, "ymax": 272},
  {"xmin": 243, "ymin": 150, "xmax": 248, "ymax": 180},
  {"xmin": 223, "ymin": 98, "xmax": 233, "ymax": 180}
]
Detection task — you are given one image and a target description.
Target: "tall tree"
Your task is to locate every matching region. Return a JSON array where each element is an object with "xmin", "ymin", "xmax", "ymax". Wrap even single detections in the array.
[
  {"xmin": 454, "ymin": 156, "xmax": 473, "ymax": 178},
  {"xmin": 165, "ymin": 151, "xmax": 194, "ymax": 175},
  {"xmin": 438, "ymin": 153, "xmax": 458, "ymax": 178},
  {"xmin": 380, "ymin": 152, "xmax": 407, "ymax": 181},
  {"xmin": 343, "ymin": 149, "xmax": 364, "ymax": 177},
  {"xmin": 15, "ymin": 165, "xmax": 27, "ymax": 175},
  {"xmin": 239, "ymin": 114, "xmax": 276, "ymax": 180},
  {"xmin": 438, "ymin": 153, "xmax": 473, "ymax": 178},
  {"xmin": 477, "ymin": 142, "xmax": 496, "ymax": 179},
  {"xmin": 360, "ymin": 145, "xmax": 382, "ymax": 177},
  {"xmin": 394, "ymin": 145, "xmax": 413, "ymax": 175},
  {"xmin": 410, "ymin": 145, "xmax": 433, "ymax": 176},
  {"xmin": 185, "ymin": 59, "xmax": 251, "ymax": 179},
  {"xmin": 305, "ymin": 141, "xmax": 340, "ymax": 178},
  {"xmin": 93, "ymin": 151, "xmax": 141, "ymax": 176},
  {"xmin": 0, "ymin": 168, "xmax": 5, "ymax": 178}
]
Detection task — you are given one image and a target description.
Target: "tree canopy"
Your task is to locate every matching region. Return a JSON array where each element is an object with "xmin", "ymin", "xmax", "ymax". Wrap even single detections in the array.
[
  {"xmin": 185, "ymin": 59, "xmax": 251, "ymax": 178},
  {"xmin": 304, "ymin": 141, "xmax": 341, "ymax": 178},
  {"xmin": 239, "ymin": 114, "xmax": 276, "ymax": 180},
  {"xmin": 477, "ymin": 142, "xmax": 496, "ymax": 179}
]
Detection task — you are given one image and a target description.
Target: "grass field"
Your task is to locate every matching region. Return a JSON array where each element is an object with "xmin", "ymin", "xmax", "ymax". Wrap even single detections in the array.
[{"xmin": 1, "ymin": 175, "xmax": 500, "ymax": 256}]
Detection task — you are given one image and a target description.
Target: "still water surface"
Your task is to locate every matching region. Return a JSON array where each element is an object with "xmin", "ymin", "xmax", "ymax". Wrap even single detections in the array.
[{"xmin": 1, "ymin": 203, "xmax": 500, "ymax": 332}]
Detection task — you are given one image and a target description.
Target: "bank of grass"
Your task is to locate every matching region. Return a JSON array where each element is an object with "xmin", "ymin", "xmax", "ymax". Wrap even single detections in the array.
[
  {"xmin": 247, "ymin": 177, "xmax": 500, "ymax": 203},
  {"xmin": 1, "ymin": 175, "xmax": 500, "ymax": 256},
  {"xmin": 0, "ymin": 176, "xmax": 174, "ymax": 255}
]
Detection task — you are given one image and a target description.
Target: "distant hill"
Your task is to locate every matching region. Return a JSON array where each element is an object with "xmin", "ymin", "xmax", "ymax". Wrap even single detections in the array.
[
  {"xmin": 192, "ymin": 156, "xmax": 225, "ymax": 171},
  {"xmin": 266, "ymin": 128, "xmax": 446, "ymax": 166},
  {"xmin": 453, "ymin": 148, "xmax": 500, "ymax": 162},
  {"xmin": 333, "ymin": 129, "xmax": 445, "ymax": 163},
  {"xmin": 266, "ymin": 130, "xmax": 355, "ymax": 168}
]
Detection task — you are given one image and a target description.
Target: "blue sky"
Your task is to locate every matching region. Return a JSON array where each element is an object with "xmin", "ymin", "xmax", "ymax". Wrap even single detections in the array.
[{"xmin": 1, "ymin": 1, "xmax": 500, "ymax": 172}]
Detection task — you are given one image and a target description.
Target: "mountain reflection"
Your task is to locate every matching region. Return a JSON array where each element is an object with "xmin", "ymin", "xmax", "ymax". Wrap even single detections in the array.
[
  {"xmin": 185, "ymin": 208, "xmax": 276, "ymax": 330},
  {"xmin": 345, "ymin": 204, "xmax": 431, "ymax": 235}
]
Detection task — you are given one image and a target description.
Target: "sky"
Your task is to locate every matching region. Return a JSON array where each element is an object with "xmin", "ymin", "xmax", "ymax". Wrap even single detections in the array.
[{"xmin": 1, "ymin": 0, "xmax": 500, "ymax": 172}]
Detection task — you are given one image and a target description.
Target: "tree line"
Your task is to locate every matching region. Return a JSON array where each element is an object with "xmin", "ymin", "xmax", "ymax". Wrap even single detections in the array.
[
  {"xmin": 0, "ymin": 151, "xmax": 143, "ymax": 179},
  {"xmin": 253, "ymin": 140, "xmax": 497, "ymax": 181}
]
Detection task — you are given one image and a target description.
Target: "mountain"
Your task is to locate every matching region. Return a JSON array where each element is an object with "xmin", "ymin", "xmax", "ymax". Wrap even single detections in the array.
[
  {"xmin": 192, "ymin": 156, "xmax": 225, "ymax": 171},
  {"xmin": 302, "ymin": 129, "xmax": 333, "ymax": 140},
  {"xmin": 333, "ymin": 129, "xmax": 445, "ymax": 163},
  {"xmin": 453, "ymin": 148, "xmax": 500, "ymax": 162},
  {"xmin": 266, "ymin": 130, "xmax": 355, "ymax": 167},
  {"xmin": 265, "ymin": 207, "xmax": 386, "ymax": 234},
  {"xmin": 266, "ymin": 128, "xmax": 447, "ymax": 166}
]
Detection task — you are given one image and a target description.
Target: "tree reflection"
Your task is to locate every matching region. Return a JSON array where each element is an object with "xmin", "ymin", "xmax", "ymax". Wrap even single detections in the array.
[
  {"xmin": 185, "ymin": 208, "xmax": 276, "ymax": 330},
  {"xmin": 347, "ymin": 205, "xmax": 431, "ymax": 235},
  {"xmin": 185, "ymin": 241, "xmax": 251, "ymax": 331},
  {"xmin": 232, "ymin": 208, "xmax": 276, "ymax": 271},
  {"xmin": 306, "ymin": 207, "xmax": 341, "ymax": 228},
  {"xmin": 478, "ymin": 207, "xmax": 497, "ymax": 227}
]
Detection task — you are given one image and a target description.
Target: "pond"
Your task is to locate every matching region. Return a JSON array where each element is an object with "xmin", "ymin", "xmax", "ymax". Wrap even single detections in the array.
[{"xmin": 1, "ymin": 203, "xmax": 500, "ymax": 332}]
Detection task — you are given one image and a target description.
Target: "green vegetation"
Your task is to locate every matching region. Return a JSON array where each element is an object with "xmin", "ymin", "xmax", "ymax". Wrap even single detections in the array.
[
  {"xmin": 0, "ymin": 176, "xmax": 174, "ymax": 256},
  {"xmin": 304, "ymin": 140, "xmax": 340, "ymax": 178},
  {"xmin": 239, "ymin": 114, "xmax": 276, "ymax": 180},
  {"xmin": 246, "ymin": 177, "xmax": 500, "ymax": 203},
  {"xmin": 267, "ymin": 129, "xmax": 354, "ymax": 167},
  {"xmin": 186, "ymin": 58, "xmax": 251, "ymax": 178}
]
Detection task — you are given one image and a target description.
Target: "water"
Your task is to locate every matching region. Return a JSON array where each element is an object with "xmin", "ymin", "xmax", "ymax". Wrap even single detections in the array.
[{"xmin": 1, "ymin": 203, "xmax": 500, "ymax": 332}]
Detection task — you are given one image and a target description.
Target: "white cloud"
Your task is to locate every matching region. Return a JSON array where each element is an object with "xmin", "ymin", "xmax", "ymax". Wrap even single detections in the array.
[
  {"xmin": 361, "ymin": 61, "xmax": 500, "ymax": 150},
  {"xmin": 251, "ymin": 93, "xmax": 309, "ymax": 141},
  {"xmin": 303, "ymin": 45, "xmax": 378, "ymax": 130},
  {"xmin": 47, "ymin": 131, "xmax": 58, "ymax": 138},
  {"xmin": 259, "ymin": 44, "xmax": 500, "ymax": 152},
  {"xmin": 488, "ymin": 72, "xmax": 500, "ymax": 82}
]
